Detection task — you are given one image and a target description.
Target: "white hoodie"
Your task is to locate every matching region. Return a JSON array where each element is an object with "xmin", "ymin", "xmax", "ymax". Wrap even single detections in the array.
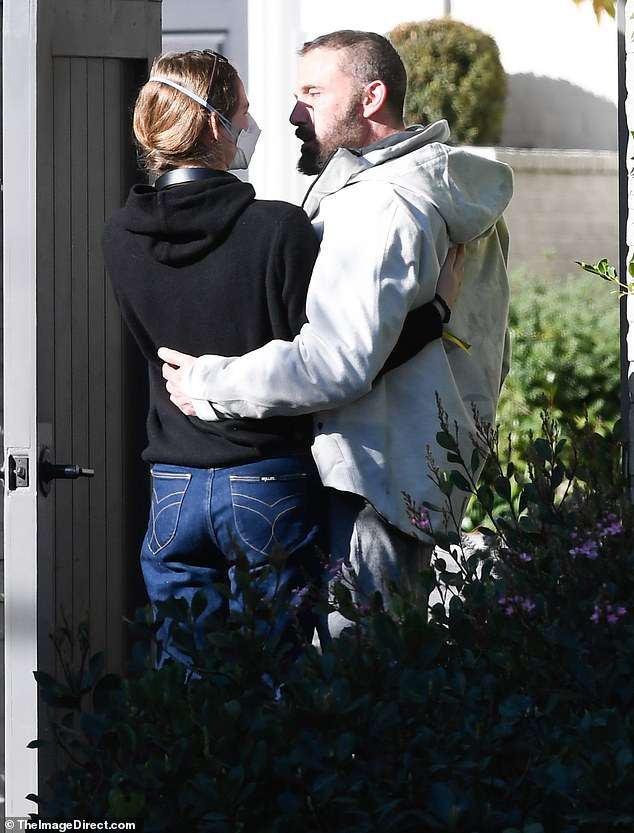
[{"xmin": 184, "ymin": 121, "xmax": 514, "ymax": 538}]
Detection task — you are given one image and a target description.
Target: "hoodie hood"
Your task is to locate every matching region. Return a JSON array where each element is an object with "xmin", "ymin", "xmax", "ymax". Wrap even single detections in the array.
[
  {"xmin": 113, "ymin": 170, "xmax": 256, "ymax": 266},
  {"xmin": 303, "ymin": 120, "xmax": 513, "ymax": 244}
]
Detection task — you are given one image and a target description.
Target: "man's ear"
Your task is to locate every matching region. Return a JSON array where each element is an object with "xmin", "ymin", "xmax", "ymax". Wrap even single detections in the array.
[{"xmin": 361, "ymin": 80, "xmax": 388, "ymax": 119}]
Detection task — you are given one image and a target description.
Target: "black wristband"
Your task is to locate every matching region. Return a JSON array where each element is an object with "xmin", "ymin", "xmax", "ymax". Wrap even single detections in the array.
[{"xmin": 433, "ymin": 293, "xmax": 451, "ymax": 324}]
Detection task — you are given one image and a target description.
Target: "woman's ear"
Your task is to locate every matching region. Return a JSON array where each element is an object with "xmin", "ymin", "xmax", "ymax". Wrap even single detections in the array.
[{"xmin": 208, "ymin": 110, "xmax": 223, "ymax": 143}]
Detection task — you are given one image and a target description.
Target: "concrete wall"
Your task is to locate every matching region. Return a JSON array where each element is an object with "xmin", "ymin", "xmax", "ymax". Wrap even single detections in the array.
[{"xmin": 487, "ymin": 149, "xmax": 619, "ymax": 277}]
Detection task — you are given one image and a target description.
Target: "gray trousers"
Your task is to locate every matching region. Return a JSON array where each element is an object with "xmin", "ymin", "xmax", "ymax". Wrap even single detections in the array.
[{"xmin": 318, "ymin": 489, "xmax": 434, "ymax": 642}]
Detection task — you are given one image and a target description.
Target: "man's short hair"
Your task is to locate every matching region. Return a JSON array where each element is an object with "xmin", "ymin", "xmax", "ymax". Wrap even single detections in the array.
[{"xmin": 300, "ymin": 30, "xmax": 407, "ymax": 122}]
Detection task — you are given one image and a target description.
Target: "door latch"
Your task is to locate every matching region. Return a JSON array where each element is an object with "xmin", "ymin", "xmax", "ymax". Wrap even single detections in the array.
[
  {"xmin": 0, "ymin": 454, "xmax": 30, "ymax": 491},
  {"xmin": 8, "ymin": 455, "xmax": 29, "ymax": 490}
]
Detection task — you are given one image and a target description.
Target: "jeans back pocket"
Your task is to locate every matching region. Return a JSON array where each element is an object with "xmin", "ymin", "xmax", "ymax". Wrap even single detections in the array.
[
  {"xmin": 147, "ymin": 470, "xmax": 192, "ymax": 556},
  {"xmin": 230, "ymin": 472, "xmax": 318, "ymax": 558}
]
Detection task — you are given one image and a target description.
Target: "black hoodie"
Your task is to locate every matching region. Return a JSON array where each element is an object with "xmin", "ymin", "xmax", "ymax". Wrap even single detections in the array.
[{"xmin": 103, "ymin": 170, "xmax": 318, "ymax": 468}]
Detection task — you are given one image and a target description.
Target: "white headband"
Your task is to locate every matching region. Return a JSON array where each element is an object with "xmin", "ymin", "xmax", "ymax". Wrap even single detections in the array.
[
  {"xmin": 149, "ymin": 76, "xmax": 214, "ymax": 110},
  {"xmin": 149, "ymin": 75, "xmax": 232, "ymax": 131}
]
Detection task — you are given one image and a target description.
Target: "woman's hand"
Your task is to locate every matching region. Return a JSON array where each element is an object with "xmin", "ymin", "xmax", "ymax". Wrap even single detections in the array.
[
  {"xmin": 158, "ymin": 347, "xmax": 197, "ymax": 416},
  {"xmin": 436, "ymin": 243, "xmax": 466, "ymax": 310}
]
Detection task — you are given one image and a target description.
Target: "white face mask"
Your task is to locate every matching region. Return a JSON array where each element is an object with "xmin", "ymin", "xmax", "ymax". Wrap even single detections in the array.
[
  {"xmin": 148, "ymin": 76, "xmax": 261, "ymax": 170},
  {"xmin": 227, "ymin": 113, "xmax": 261, "ymax": 170}
]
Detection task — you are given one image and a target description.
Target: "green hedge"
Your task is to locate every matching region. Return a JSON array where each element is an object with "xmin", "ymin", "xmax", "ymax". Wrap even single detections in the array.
[
  {"xmin": 389, "ymin": 19, "xmax": 507, "ymax": 145},
  {"xmin": 30, "ymin": 410, "xmax": 634, "ymax": 832},
  {"xmin": 463, "ymin": 268, "xmax": 620, "ymax": 532},
  {"xmin": 498, "ymin": 269, "xmax": 620, "ymax": 445}
]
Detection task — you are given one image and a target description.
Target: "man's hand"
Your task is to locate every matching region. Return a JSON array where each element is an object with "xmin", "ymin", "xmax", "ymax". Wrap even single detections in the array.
[
  {"xmin": 158, "ymin": 347, "xmax": 197, "ymax": 416},
  {"xmin": 437, "ymin": 243, "xmax": 466, "ymax": 310}
]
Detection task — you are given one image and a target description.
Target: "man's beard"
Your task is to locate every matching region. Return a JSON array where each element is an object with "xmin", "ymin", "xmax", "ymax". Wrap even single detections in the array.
[{"xmin": 296, "ymin": 95, "xmax": 365, "ymax": 176}]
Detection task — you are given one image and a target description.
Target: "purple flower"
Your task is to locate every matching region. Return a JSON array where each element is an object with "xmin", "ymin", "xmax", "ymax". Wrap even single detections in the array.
[
  {"xmin": 593, "ymin": 512, "xmax": 623, "ymax": 539},
  {"xmin": 570, "ymin": 538, "xmax": 599, "ymax": 559},
  {"xmin": 409, "ymin": 506, "xmax": 432, "ymax": 532},
  {"xmin": 499, "ymin": 594, "xmax": 535, "ymax": 616},
  {"xmin": 518, "ymin": 552, "xmax": 533, "ymax": 563},
  {"xmin": 498, "ymin": 596, "xmax": 515, "ymax": 615},
  {"xmin": 591, "ymin": 601, "xmax": 627, "ymax": 625}
]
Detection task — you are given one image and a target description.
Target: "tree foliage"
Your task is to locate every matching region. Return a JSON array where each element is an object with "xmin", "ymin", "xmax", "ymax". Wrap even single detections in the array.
[
  {"xmin": 571, "ymin": 0, "xmax": 616, "ymax": 22},
  {"xmin": 389, "ymin": 19, "xmax": 507, "ymax": 145}
]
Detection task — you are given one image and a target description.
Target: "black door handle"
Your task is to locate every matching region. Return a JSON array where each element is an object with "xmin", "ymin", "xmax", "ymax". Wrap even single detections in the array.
[
  {"xmin": 39, "ymin": 447, "xmax": 94, "ymax": 495},
  {"xmin": 40, "ymin": 462, "xmax": 95, "ymax": 481}
]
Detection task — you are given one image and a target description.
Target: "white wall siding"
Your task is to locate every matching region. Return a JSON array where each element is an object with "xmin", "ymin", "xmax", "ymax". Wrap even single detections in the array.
[
  {"xmin": 247, "ymin": 0, "xmax": 306, "ymax": 204},
  {"xmin": 163, "ymin": 0, "xmax": 249, "ymax": 81}
]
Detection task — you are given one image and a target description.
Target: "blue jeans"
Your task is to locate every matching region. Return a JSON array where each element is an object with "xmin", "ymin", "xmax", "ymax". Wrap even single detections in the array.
[{"xmin": 141, "ymin": 453, "xmax": 326, "ymax": 666}]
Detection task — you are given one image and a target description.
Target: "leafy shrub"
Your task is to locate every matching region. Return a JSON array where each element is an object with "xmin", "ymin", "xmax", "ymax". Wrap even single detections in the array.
[
  {"xmin": 29, "ymin": 404, "xmax": 634, "ymax": 832},
  {"xmin": 498, "ymin": 268, "xmax": 620, "ymax": 447},
  {"xmin": 462, "ymin": 267, "xmax": 620, "ymax": 532},
  {"xmin": 389, "ymin": 19, "xmax": 507, "ymax": 145}
]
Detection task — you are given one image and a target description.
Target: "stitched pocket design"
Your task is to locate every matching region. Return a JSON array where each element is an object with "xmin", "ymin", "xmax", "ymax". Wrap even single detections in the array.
[
  {"xmin": 230, "ymin": 472, "xmax": 316, "ymax": 557},
  {"xmin": 147, "ymin": 470, "xmax": 192, "ymax": 556}
]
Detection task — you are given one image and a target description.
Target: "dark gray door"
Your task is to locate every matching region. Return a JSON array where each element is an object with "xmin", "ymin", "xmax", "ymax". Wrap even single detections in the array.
[{"xmin": 3, "ymin": 0, "xmax": 161, "ymax": 813}]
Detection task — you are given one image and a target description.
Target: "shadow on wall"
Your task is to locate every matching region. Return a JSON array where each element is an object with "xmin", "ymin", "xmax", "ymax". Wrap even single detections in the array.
[{"xmin": 502, "ymin": 74, "xmax": 617, "ymax": 151}]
